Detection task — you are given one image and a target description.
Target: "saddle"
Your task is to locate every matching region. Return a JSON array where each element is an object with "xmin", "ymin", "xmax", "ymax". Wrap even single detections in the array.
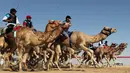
[
  {"xmin": 90, "ymin": 47, "xmax": 98, "ymax": 51},
  {"xmin": 3, "ymin": 24, "xmax": 22, "ymax": 38},
  {"xmin": 103, "ymin": 45, "xmax": 107, "ymax": 49},
  {"xmin": 57, "ymin": 31, "xmax": 73, "ymax": 42}
]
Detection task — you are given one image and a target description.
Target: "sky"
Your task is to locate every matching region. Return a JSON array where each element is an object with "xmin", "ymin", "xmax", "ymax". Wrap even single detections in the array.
[{"xmin": 0, "ymin": 0, "xmax": 130, "ymax": 65}]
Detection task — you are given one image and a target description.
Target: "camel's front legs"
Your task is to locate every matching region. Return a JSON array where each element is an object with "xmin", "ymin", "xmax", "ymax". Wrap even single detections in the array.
[
  {"xmin": 112, "ymin": 57, "xmax": 117, "ymax": 66},
  {"xmin": 79, "ymin": 44, "xmax": 99, "ymax": 67},
  {"xmin": 67, "ymin": 47, "xmax": 80, "ymax": 68},
  {"xmin": 34, "ymin": 46, "xmax": 40, "ymax": 59},
  {"xmin": 17, "ymin": 44, "xmax": 24, "ymax": 71},
  {"xmin": 22, "ymin": 53, "xmax": 28, "ymax": 70},
  {"xmin": 22, "ymin": 45, "xmax": 31, "ymax": 71},
  {"xmin": 104, "ymin": 55, "xmax": 111, "ymax": 67},
  {"xmin": 46, "ymin": 48, "xmax": 54, "ymax": 71},
  {"xmin": 54, "ymin": 44, "xmax": 62, "ymax": 70}
]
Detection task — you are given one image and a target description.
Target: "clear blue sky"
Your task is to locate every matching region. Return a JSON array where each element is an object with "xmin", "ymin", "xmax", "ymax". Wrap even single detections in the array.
[{"xmin": 0, "ymin": 0, "xmax": 130, "ymax": 64}]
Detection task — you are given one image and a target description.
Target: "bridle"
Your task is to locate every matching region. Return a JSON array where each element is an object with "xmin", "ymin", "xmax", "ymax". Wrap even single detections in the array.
[{"xmin": 101, "ymin": 28, "xmax": 112, "ymax": 36}]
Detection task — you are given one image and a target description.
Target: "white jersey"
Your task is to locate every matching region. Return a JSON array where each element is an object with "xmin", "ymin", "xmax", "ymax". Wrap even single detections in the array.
[
  {"xmin": 2, "ymin": 13, "xmax": 20, "ymax": 24},
  {"xmin": 99, "ymin": 41, "xmax": 104, "ymax": 47}
]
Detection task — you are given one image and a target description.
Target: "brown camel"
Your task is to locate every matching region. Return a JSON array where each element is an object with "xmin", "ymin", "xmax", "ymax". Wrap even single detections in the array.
[
  {"xmin": 93, "ymin": 43, "xmax": 118, "ymax": 67},
  {"xmin": 92, "ymin": 43, "xmax": 127, "ymax": 67},
  {"xmin": 106, "ymin": 43, "xmax": 128, "ymax": 66},
  {"xmin": 80, "ymin": 43, "xmax": 118, "ymax": 66}
]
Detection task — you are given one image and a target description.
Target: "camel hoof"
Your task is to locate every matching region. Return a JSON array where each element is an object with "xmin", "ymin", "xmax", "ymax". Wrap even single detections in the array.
[
  {"xmin": 44, "ymin": 68, "xmax": 49, "ymax": 71},
  {"xmin": 8, "ymin": 68, "xmax": 13, "ymax": 71},
  {"xmin": 22, "ymin": 68, "xmax": 28, "ymax": 71},
  {"xmin": 58, "ymin": 68, "xmax": 62, "ymax": 71},
  {"xmin": 31, "ymin": 69, "xmax": 35, "ymax": 71}
]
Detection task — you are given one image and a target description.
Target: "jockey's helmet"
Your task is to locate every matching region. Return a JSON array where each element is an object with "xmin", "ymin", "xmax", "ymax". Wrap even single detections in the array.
[
  {"xmin": 26, "ymin": 15, "xmax": 32, "ymax": 19},
  {"xmin": 66, "ymin": 15, "xmax": 71, "ymax": 19},
  {"xmin": 10, "ymin": 8, "xmax": 17, "ymax": 13}
]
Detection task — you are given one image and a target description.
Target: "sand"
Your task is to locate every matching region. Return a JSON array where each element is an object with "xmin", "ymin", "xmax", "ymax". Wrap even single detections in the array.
[{"xmin": 0, "ymin": 66, "xmax": 130, "ymax": 73}]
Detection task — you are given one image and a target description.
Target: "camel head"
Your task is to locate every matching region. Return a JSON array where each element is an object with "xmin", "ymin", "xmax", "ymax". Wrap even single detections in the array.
[
  {"xmin": 45, "ymin": 20, "xmax": 62, "ymax": 32},
  {"xmin": 115, "ymin": 43, "xmax": 128, "ymax": 55},
  {"xmin": 48, "ymin": 20, "xmax": 61, "ymax": 27},
  {"xmin": 110, "ymin": 43, "xmax": 118, "ymax": 47},
  {"xmin": 100, "ymin": 26, "xmax": 117, "ymax": 36},
  {"xmin": 118, "ymin": 43, "xmax": 128, "ymax": 51},
  {"xmin": 39, "ymin": 20, "xmax": 64, "ymax": 42}
]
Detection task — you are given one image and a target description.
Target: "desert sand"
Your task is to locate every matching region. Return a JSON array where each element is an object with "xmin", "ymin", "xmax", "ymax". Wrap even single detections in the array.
[{"xmin": 0, "ymin": 66, "xmax": 130, "ymax": 73}]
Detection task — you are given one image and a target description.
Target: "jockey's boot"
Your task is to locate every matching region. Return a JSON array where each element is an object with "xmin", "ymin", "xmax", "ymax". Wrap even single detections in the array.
[{"xmin": 69, "ymin": 39, "xmax": 72, "ymax": 48}]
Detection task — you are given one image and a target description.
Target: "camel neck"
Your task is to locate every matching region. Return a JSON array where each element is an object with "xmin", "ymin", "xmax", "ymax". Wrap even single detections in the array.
[
  {"xmin": 44, "ymin": 25, "xmax": 63, "ymax": 43},
  {"xmin": 114, "ymin": 46, "xmax": 124, "ymax": 55},
  {"xmin": 85, "ymin": 33, "xmax": 108, "ymax": 43}
]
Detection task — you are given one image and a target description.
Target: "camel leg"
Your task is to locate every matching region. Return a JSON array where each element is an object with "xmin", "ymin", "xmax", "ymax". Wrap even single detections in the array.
[
  {"xmin": 67, "ymin": 47, "xmax": 73, "ymax": 69},
  {"xmin": 68, "ymin": 47, "xmax": 81, "ymax": 64},
  {"xmin": 22, "ymin": 53, "xmax": 28, "ymax": 69},
  {"xmin": 54, "ymin": 44, "xmax": 62, "ymax": 70},
  {"xmin": 74, "ymin": 54, "xmax": 81, "ymax": 64},
  {"xmin": 104, "ymin": 55, "xmax": 111, "ymax": 67},
  {"xmin": 80, "ymin": 58, "xmax": 86, "ymax": 67},
  {"xmin": 79, "ymin": 44, "xmax": 99, "ymax": 67},
  {"xmin": 42, "ymin": 50, "xmax": 47, "ymax": 69},
  {"xmin": 18, "ymin": 51, "xmax": 22, "ymax": 71},
  {"xmin": 80, "ymin": 52, "xmax": 87, "ymax": 66},
  {"xmin": 4, "ymin": 52, "xmax": 12, "ymax": 71},
  {"xmin": 34, "ymin": 46, "xmax": 40, "ymax": 59},
  {"xmin": 98, "ymin": 56, "xmax": 104, "ymax": 67},
  {"xmin": 22, "ymin": 45, "xmax": 31, "ymax": 71},
  {"xmin": 46, "ymin": 48, "xmax": 54, "ymax": 71},
  {"xmin": 97, "ymin": 54, "xmax": 104, "ymax": 67},
  {"xmin": 17, "ymin": 44, "xmax": 23, "ymax": 71},
  {"xmin": 112, "ymin": 57, "xmax": 116, "ymax": 66},
  {"xmin": 68, "ymin": 52, "xmax": 72, "ymax": 69},
  {"xmin": 43, "ymin": 50, "xmax": 47, "ymax": 63}
]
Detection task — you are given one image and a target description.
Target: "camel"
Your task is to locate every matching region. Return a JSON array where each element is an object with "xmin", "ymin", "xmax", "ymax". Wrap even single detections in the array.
[
  {"xmin": 43, "ymin": 21, "xmax": 117, "ymax": 69},
  {"xmin": 0, "ymin": 20, "xmax": 64, "ymax": 71},
  {"xmin": 60, "ymin": 27, "xmax": 116, "ymax": 68},
  {"xmin": 80, "ymin": 43, "xmax": 118, "ymax": 66},
  {"xmin": 90, "ymin": 43, "xmax": 127, "ymax": 67},
  {"xmin": 94, "ymin": 43, "xmax": 118, "ymax": 67},
  {"xmin": 16, "ymin": 21, "xmax": 64, "ymax": 71},
  {"xmin": 106, "ymin": 43, "xmax": 128, "ymax": 66}
]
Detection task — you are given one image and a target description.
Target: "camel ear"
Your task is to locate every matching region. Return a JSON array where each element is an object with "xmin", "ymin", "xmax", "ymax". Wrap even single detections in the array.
[
  {"xmin": 48, "ymin": 20, "xmax": 55, "ymax": 24},
  {"xmin": 104, "ymin": 26, "xmax": 110, "ymax": 30},
  {"xmin": 125, "ymin": 43, "xmax": 128, "ymax": 45}
]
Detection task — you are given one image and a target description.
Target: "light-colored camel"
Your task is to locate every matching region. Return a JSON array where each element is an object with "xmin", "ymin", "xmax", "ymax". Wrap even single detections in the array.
[
  {"xmin": 44, "ymin": 23, "xmax": 117, "ymax": 69},
  {"xmin": 16, "ymin": 21, "xmax": 63, "ymax": 71},
  {"xmin": 0, "ymin": 20, "xmax": 63, "ymax": 71}
]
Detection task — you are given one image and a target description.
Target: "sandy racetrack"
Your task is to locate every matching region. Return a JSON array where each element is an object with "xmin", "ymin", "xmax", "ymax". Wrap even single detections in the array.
[{"xmin": 0, "ymin": 66, "xmax": 130, "ymax": 73}]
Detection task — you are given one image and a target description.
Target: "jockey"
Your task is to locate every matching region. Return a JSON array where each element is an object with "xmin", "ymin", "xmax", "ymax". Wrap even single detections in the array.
[
  {"xmin": 2, "ymin": 8, "xmax": 20, "ymax": 34},
  {"xmin": 23, "ymin": 15, "xmax": 37, "ymax": 31},
  {"xmin": 62, "ymin": 15, "xmax": 72, "ymax": 47},
  {"xmin": 104, "ymin": 41, "xmax": 108, "ymax": 46},
  {"xmin": 103, "ymin": 40, "xmax": 108, "ymax": 49},
  {"xmin": 98, "ymin": 40, "xmax": 103, "ymax": 47}
]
